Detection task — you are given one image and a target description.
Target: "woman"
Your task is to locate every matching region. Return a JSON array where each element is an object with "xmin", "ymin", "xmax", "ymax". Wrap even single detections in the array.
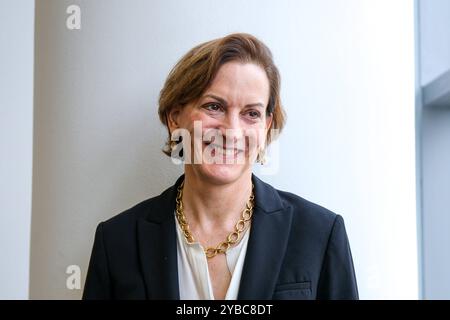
[{"xmin": 83, "ymin": 33, "xmax": 358, "ymax": 300}]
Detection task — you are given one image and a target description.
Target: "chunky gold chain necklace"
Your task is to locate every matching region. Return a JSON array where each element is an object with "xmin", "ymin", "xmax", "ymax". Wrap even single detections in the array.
[{"xmin": 175, "ymin": 180, "xmax": 255, "ymax": 259}]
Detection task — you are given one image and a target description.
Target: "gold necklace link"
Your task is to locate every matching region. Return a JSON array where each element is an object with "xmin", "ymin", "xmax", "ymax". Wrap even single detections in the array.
[{"xmin": 175, "ymin": 180, "xmax": 255, "ymax": 259}]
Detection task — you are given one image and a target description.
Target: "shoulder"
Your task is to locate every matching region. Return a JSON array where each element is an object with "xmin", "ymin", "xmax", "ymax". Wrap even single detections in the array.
[
  {"xmin": 98, "ymin": 185, "xmax": 173, "ymax": 237},
  {"xmin": 277, "ymin": 188, "xmax": 338, "ymax": 221},
  {"xmin": 101, "ymin": 198, "xmax": 150, "ymax": 227},
  {"xmin": 271, "ymin": 187, "xmax": 353, "ymax": 279},
  {"xmin": 275, "ymin": 187, "xmax": 342, "ymax": 239}
]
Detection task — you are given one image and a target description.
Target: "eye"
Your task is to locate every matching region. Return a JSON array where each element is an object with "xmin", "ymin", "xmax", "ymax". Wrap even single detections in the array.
[
  {"xmin": 204, "ymin": 103, "xmax": 223, "ymax": 112},
  {"xmin": 246, "ymin": 110, "xmax": 261, "ymax": 119}
]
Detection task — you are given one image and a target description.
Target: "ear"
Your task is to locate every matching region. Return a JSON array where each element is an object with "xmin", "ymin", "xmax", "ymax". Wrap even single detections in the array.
[{"xmin": 167, "ymin": 106, "xmax": 182, "ymax": 134}]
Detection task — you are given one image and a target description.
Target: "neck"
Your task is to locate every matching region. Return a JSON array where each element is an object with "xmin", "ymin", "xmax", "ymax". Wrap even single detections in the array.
[{"xmin": 181, "ymin": 167, "xmax": 253, "ymax": 231}]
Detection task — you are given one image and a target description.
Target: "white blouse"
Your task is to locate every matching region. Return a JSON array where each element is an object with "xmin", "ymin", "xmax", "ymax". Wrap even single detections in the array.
[{"xmin": 175, "ymin": 211, "xmax": 250, "ymax": 300}]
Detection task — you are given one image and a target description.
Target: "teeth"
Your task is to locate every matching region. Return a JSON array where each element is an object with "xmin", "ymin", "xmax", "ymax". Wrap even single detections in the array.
[{"xmin": 205, "ymin": 142, "xmax": 242, "ymax": 156}]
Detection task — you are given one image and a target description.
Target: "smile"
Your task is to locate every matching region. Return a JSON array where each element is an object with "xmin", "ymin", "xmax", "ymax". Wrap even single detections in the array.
[{"xmin": 204, "ymin": 142, "xmax": 244, "ymax": 156}]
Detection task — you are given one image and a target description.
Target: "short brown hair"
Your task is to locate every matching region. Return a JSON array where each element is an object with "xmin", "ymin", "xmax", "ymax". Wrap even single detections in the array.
[{"xmin": 158, "ymin": 33, "xmax": 286, "ymax": 156}]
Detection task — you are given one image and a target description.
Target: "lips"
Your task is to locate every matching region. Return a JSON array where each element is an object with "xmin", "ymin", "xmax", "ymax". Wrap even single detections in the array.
[{"xmin": 204, "ymin": 142, "xmax": 244, "ymax": 157}]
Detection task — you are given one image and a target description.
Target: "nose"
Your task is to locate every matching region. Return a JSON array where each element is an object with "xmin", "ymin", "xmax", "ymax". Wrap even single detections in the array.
[{"xmin": 219, "ymin": 110, "xmax": 245, "ymax": 148}]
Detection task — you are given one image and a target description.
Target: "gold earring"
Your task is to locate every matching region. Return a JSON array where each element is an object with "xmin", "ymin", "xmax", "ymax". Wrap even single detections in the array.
[
  {"xmin": 170, "ymin": 139, "xmax": 184, "ymax": 160},
  {"xmin": 169, "ymin": 140, "xmax": 178, "ymax": 153}
]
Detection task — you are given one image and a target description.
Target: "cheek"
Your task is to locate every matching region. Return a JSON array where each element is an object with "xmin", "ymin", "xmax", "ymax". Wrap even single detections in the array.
[
  {"xmin": 251, "ymin": 122, "xmax": 268, "ymax": 146},
  {"xmin": 188, "ymin": 113, "xmax": 222, "ymax": 134},
  {"xmin": 178, "ymin": 112, "xmax": 204, "ymax": 132},
  {"xmin": 180, "ymin": 112, "xmax": 220, "ymax": 145},
  {"xmin": 188, "ymin": 110, "xmax": 215, "ymax": 123},
  {"xmin": 259, "ymin": 132, "xmax": 267, "ymax": 148},
  {"xmin": 242, "ymin": 130, "xmax": 263, "ymax": 152}
]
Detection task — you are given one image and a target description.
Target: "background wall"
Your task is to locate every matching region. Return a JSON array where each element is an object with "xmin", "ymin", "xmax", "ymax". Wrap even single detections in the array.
[
  {"xmin": 16, "ymin": 0, "xmax": 419, "ymax": 299},
  {"xmin": 417, "ymin": 0, "xmax": 450, "ymax": 299},
  {"xmin": 0, "ymin": 0, "xmax": 35, "ymax": 299},
  {"xmin": 419, "ymin": 0, "xmax": 450, "ymax": 85}
]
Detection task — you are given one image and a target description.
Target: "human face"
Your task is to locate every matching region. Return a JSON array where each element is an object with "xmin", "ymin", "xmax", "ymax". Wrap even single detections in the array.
[{"xmin": 168, "ymin": 61, "xmax": 273, "ymax": 185}]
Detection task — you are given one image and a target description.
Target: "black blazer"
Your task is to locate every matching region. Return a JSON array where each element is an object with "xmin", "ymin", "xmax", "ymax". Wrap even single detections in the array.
[{"xmin": 83, "ymin": 173, "xmax": 358, "ymax": 300}]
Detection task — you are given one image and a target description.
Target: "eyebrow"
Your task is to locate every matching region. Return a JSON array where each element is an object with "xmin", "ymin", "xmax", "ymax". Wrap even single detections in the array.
[{"xmin": 202, "ymin": 94, "xmax": 265, "ymax": 109}]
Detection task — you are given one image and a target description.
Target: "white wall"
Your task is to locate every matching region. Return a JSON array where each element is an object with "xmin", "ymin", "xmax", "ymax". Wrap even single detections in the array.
[
  {"xmin": 31, "ymin": 0, "xmax": 418, "ymax": 299},
  {"xmin": 0, "ymin": 0, "xmax": 35, "ymax": 299}
]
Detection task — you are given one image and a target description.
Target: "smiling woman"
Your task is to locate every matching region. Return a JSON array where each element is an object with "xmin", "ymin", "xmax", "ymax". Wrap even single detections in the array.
[{"xmin": 83, "ymin": 33, "xmax": 359, "ymax": 300}]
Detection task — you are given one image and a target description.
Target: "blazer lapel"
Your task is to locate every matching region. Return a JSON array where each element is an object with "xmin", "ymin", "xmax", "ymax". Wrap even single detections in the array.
[
  {"xmin": 137, "ymin": 174, "xmax": 185, "ymax": 299},
  {"xmin": 238, "ymin": 174, "xmax": 293, "ymax": 299}
]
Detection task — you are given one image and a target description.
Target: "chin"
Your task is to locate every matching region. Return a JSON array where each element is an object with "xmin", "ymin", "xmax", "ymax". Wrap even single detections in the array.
[{"xmin": 195, "ymin": 162, "xmax": 250, "ymax": 185}]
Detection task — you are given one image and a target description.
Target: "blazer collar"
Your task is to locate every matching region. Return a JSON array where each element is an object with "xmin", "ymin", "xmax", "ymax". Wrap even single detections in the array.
[
  {"xmin": 251, "ymin": 173, "xmax": 285, "ymax": 213},
  {"xmin": 137, "ymin": 173, "xmax": 292, "ymax": 299}
]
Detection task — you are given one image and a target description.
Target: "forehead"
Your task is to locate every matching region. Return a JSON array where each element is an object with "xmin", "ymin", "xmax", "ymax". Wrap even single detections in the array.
[{"xmin": 203, "ymin": 62, "xmax": 270, "ymax": 104}]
